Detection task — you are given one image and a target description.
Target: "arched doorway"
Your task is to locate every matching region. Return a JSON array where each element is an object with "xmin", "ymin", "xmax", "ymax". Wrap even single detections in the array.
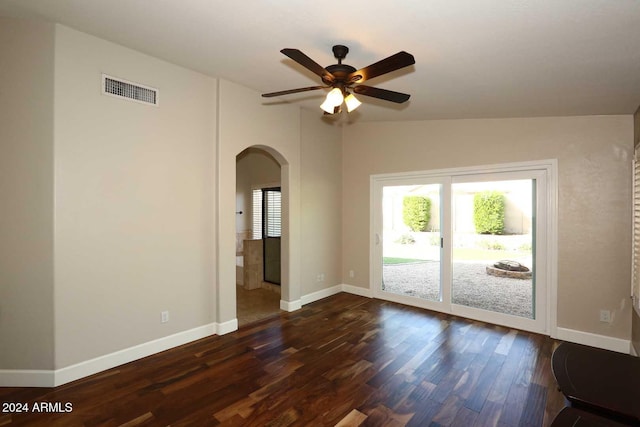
[
  {"xmin": 215, "ymin": 79, "xmax": 304, "ymax": 335},
  {"xmin": 235, "ymin": 147, "xmax": 282, "ymax": 326},
  {"xmin": 216, "ymin": 138, "xmax": 300, "ymax": 334}
]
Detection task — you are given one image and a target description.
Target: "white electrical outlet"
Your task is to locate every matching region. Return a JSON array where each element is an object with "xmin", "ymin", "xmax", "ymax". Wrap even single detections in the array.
[
  {"xmin": 599, "ymin": 309, "xmax": 611, "ymax": 323},
  {"xmin": 349, "ymin": 270, "xmax": 355, "ymax": 278},
  {"xmin": 161, "ymin": 311, "xmax": 169, "ymax": 323}
]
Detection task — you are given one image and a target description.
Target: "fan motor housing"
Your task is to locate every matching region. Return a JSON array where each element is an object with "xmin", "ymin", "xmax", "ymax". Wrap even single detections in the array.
[
  {"xmin": 324, "ymin": 64, "xmax": 357, "ymax": 84},
  {"xmin": 322, "ymin": 45, "xmax": 358, "ymax": 85}
]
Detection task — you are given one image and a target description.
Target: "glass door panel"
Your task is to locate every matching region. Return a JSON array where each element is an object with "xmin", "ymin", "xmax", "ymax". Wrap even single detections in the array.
[
  {"xmin": 381, "ymin": 184, "xmax": 442, "ymax": 302},
  {"xmin": 451, "ymin": 179, "xmax": 535, "ymax": 318}
]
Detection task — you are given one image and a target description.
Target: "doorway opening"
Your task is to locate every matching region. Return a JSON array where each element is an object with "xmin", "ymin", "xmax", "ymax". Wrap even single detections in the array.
[{"xmin": 235, "ymin": 147, "xmax": 282, "ymax": 326}]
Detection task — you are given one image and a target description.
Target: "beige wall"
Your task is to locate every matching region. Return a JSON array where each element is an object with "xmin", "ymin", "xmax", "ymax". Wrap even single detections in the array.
[
  {"xmin": 53, "ymin": 25, "xmax": 217, "ymax": 368},
  {"xmin": 0, "ymin": 18, "xmax": 55, "ymax": 370},
  {"xmin": 300, "ymin": 111, "xmax": 343, "ymax": 295},
  {"xmin": 635, "ymin": 105, "xmax": 640, "ymax": 148},
  {"xmin": 343, "ymin": 116, "xmax": 633, "ymax": 340},
  {"xmin": 217, "ymin": 80, "xmax": 301, "ymax": 317},
  {"xmin": 1, "ymin": 19, "xmax": 343, "ymax": 379},
  {"xmin": 229, "ymin": 104, "xmax": 343, "ymax": 305}
]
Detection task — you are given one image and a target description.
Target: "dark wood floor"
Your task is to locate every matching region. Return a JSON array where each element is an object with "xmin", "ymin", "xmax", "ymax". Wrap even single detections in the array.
[{"xmin": 0, "ymin": 293, "xmax": 567, "ymax": 426}]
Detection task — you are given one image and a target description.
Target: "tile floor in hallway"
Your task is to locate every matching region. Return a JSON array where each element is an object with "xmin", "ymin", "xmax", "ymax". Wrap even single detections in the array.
[{"xmin": 236, "ymin": 284, "xmax": 281, "ymax": 326}]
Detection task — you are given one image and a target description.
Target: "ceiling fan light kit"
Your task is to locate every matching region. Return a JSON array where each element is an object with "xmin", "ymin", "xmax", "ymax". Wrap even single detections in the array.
[
  {"xmin": 262, "ymin": 44, "xmax": 415, "ymax": 115},
  {"xmin": 320, "ymin": 87, "xmax": 345, "ymax": 113},
  {"xmin": 344, "ymin": 93, "xmax": 362, "ymax": 112}
]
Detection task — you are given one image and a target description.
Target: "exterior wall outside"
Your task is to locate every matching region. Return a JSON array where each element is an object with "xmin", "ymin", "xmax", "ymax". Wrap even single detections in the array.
[{"xmin": 386, "ymin": 187, "xmax": 531, "ymax": 235}]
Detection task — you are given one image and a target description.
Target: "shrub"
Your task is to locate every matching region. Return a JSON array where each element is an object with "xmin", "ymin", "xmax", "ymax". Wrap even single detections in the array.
[
  {"xmin": 478, "ymin": 239, "xmax": 505, "ymax": 250},
  {"xmin": 395, "ymin": 233, "xmax": 416, "ymax": 245},
  {"xmin": 402, "ymin": 196, "xmax": 431, "ymax": 232},
  {"xmin": 519, "ymin": 242, "xmax": 532, "ymax": 252},
  {"xmin": 473, "ymin": 191, "xmax": 505, "ymax": 235},
  {"xmin": 489, "ymin": 241, "xmax": 505, "ymax": 250}
]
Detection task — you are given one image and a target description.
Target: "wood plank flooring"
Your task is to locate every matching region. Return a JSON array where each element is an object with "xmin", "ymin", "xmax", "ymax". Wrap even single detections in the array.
[{"xmin": 0, "ymin": 293, "xmax": 567, "ymax": 426}]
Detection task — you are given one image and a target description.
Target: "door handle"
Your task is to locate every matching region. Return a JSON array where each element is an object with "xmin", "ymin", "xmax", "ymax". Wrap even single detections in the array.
[{"xmin": 375, "ymin": 233, "xmax": 380, "ymax": 245}]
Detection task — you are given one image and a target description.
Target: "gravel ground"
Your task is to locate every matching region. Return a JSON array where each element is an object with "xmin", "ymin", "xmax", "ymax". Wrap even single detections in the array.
[{"xmin": 382, "ymin": 261, "xmax": 533, "ymax": 318}]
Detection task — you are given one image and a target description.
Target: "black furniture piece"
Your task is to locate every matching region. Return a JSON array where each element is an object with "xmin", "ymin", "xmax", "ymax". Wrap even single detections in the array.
[
  {"xmin": 550, "ymin": 407, "xmax": 631, "ymax": 427},
  {"xmin": 551, "ymin": 341, "xmax": 640, "ymax": 426}
]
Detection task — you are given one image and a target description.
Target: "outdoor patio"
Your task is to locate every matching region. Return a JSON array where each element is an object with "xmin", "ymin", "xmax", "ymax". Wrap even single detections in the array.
[{"xmin": 383, "ymin": 260, "xmax": 533, "ymax": 318}]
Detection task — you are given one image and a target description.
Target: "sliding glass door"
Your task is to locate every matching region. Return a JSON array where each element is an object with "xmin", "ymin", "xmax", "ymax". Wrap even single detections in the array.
[
  {"xmin": 450, "ymin": 176, "xmax": 542, "ymax": 325},
  {"xmin": 371, "ymin": 162, "xmax": 553, "ymax": 334},
  {"xmin": 381, "ymin": 183, "xmax": 443, "ymax": 303}
]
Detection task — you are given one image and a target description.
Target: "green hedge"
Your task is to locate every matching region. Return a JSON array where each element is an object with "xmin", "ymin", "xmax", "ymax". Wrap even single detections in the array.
[
  {"xmin": 402, "ymin": 196, "xmax": 431, "ymax": 232},
  {"xmin": 473, "ymin": 191, "xmax": 505, "ymax": 235}
]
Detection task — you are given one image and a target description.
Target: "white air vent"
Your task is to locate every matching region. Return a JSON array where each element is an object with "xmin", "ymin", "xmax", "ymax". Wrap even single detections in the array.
[{"xmin": 102, "ymin": 74, "xmax": 158, "ymax": 106}]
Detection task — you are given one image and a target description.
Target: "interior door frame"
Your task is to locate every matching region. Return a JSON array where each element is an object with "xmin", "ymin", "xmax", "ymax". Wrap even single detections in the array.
[{"xmin": 370, "ymin": 159, "xmax": 558, "ymax": 336}]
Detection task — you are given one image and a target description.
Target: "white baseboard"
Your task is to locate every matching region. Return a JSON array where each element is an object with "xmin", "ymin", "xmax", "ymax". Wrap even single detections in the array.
[
  {"xmin": 297, "ymin": 284, "xmax": 372, "ymax": 308},
  {"xmin": 280, "ymin": 299, "xmax": 302, "ymax": 312},
  {"xmin": 55, "ymin": 323, "xmax": 217, "ymax": 386},
  {"xmin": 1, "ymin": 323, "xmax": 219, "ymax": 388},
  {"xmin": 300, "ymin": 285, "xmax": 342, "ymax": 305},
  {"xmin": 341, "ymin": 284, "xmax": 373, "ymax": 298},
  {"xmin": 555, "ymin": 327, "xmax": 631, "ymax": 354},
  {"xmin": 216, "ymin": 318, "xmax": 238, "ymax": 335}
]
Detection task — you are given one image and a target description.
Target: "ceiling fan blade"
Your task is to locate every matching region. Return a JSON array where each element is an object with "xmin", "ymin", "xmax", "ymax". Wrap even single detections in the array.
[
  {"xmin": 353, "ymin": 85, "xmax": 411, "ymax": 103},
  {"xmin": 348, "ymin": 51, "xmax": 415, "ymax": 83},
  {"xmin": 281, "ymin": 48, "xmax": 335, "ymax": 84},
  {"xmin": 262, "ymin": 86, "xmax": 328, "ymax": 98}
]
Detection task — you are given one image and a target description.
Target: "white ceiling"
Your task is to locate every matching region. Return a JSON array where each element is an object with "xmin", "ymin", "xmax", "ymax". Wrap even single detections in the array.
[{"xmin": 2, "ymin": 0, "xmax": 640, "ymax": 122}]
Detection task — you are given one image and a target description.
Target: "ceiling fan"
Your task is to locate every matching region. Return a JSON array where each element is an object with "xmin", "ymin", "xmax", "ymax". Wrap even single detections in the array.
[{"xmin": 262, "ymin": 45, "xmax": 415, "ymax": 114}]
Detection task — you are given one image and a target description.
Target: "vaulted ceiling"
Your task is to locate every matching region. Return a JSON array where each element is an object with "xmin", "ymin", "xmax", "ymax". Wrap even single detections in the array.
[{"xmin": 2, "ymin": 0, "xmax": 640, "ymax": 122}]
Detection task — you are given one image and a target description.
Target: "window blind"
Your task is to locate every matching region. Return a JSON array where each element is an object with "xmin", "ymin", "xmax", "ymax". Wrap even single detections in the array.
[
  {"xmin": 252, "ymin": 187, "xmax": 281, "ymax": 239},
  {"xmin": 252, "ymin": 189, "xmax": 263, "ymax": 240},
  {"xmin": 264, "ymin": 190, "xmax": 282, "ymax": 237}
]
